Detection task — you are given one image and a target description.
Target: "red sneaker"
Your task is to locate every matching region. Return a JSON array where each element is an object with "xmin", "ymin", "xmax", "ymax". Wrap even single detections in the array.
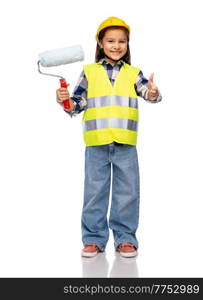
[
  {"xmin": 117, "ymin": 242, "xmax": 137, "ymax": 258},
  {"xmin": 81, "ymin": 244, "xmax": 101, "ymax": 257}
]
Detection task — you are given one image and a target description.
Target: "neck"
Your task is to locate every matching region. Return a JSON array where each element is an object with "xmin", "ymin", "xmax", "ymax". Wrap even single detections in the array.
[{"xmin": 104, "ymin": 55, "xmax": 118, "ymax": 66}]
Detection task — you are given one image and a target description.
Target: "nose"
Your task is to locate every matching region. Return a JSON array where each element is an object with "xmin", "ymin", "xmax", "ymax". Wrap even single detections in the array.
[{"xmin": 113, "ymin": 42, "xmax": 120, "ymax": 49}]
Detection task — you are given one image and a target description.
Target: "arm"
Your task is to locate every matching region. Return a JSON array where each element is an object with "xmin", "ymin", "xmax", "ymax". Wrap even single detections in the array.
[
  {"xmin": 56, "ymin": 71, "xmax": 88, "ymax": 117},
  {"xmin": 135, "ymin": 71, "xmax": 162, "ymax": 103}
]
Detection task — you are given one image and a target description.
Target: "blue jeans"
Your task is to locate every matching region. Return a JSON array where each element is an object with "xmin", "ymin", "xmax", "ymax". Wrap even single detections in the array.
[{"xmin": 81, "ymin": 142, "xmax": 140, "ymax": 251}]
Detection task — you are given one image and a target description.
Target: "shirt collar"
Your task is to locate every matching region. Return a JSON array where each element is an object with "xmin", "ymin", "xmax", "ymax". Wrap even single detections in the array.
[{"xmin": 98, "ymin": 58, "xmax": 125, "ymax": 66}]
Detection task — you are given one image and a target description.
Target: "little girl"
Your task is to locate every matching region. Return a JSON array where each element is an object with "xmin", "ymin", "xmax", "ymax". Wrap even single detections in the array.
[{"xmin": 56, "ymin": 17, "xmax": 162, "ymax": 258}]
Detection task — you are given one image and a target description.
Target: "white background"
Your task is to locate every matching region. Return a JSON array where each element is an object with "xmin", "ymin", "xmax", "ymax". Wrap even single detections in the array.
[{"xmin": 0, "ymin": 0, "xmax": 203, "ymax": 277}]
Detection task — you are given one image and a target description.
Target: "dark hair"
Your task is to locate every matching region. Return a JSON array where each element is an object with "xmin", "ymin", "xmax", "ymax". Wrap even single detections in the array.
[{"xmin": 95, "ymin": 26, "xmax": 131, "ymax": 64}]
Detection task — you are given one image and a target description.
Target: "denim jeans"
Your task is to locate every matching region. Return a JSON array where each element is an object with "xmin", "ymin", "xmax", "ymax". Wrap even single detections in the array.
[{"xmin": 81, "ymin": 142, "xmax": 140, "ymax": 251}]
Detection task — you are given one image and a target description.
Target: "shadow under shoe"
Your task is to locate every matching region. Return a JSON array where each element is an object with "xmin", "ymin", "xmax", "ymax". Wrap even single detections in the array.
[
  {"xmin": 81, "ymin": 252, "xmax": 109, "ymax": 277},
  {"xmin": 110, "ymin": 252, "xmax": 139, "ymax": 277}
]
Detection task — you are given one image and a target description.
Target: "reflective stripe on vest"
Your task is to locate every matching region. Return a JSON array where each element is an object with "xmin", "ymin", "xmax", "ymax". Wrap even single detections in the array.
[
  {"xmin": 83, "ymin": 63, "xmax": 140, "ymax": 146},
  {"xmin": 83, "ymin": 118, "xmax": 138, "ymax": 132},
  {"xmin": 87, "ymin": 95, "xmax": 138, "ymax": 109}
]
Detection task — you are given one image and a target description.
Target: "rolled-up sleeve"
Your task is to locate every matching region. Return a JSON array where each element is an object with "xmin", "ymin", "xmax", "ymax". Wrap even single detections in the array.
[{"xmin": 64, "ymin": 71, "xmax": 88, "ymax": 117}]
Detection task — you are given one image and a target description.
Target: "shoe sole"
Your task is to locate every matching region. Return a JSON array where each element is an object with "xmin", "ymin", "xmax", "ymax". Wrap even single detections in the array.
[
  {"xmin": 81, "ymin": 251, "xmax": 99, "ymax": 258},
  {"xmin": 119, "ymin": 251, "xmax": 138, "ymax": 258}
]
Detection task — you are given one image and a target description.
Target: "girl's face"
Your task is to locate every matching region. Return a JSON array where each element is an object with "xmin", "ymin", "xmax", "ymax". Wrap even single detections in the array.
[{"xmin": 99, "ymin": 28, "xmax": 128, "ymax": 65}]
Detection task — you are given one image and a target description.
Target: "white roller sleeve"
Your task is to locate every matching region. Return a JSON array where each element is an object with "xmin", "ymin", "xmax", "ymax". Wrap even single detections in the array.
[{"xmin": 39, "ymin": 45, "xmax": 84, "ymax": 67}]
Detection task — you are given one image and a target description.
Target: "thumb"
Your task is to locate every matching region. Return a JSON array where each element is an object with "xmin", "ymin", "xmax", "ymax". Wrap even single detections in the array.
[{"xmin": 148, "ymin": 73, "xmax": 154, "ymax": 84}]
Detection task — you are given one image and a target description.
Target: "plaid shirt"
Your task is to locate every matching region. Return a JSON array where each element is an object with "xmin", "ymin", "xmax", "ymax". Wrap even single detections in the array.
[{"xmin": 66, "ymin": 58, "xmax": 162, "ymax": 116}]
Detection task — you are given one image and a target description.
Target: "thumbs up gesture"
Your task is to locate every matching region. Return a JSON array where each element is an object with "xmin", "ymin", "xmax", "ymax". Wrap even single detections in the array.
[{"xmin": 147, "ymin": 73, "xmax": 158, "ymax": 100}]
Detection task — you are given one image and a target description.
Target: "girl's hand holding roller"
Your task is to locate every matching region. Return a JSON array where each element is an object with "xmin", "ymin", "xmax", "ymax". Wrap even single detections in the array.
[
  {"xmin": 56, "ymin": 88, "xmax": 74, "ymax": 111},
  {"xmin": 56, "ymin": 88, "xmax": 70, "ymax": 102}
]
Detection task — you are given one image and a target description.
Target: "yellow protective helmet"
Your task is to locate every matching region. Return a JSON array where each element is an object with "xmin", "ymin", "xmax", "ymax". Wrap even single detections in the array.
[{"xmin": 95, "ymin": 16, "xmax": 130, "ymax": 40}]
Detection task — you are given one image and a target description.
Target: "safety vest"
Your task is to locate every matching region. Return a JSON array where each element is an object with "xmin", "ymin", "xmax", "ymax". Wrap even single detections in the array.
[{"xmin": 83, "ymin": 63, "xmax": 140, "ymax": 146}]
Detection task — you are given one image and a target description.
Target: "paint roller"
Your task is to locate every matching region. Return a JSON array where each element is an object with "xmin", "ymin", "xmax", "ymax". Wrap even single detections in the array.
[{"xmin": 38, "ymin": 45, "xmax": 85, "ymax": 109}]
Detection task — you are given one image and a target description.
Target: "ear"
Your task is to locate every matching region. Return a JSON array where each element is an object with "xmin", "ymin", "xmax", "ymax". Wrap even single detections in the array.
[{"xmin": 98, "ymin": 41, "xmax": 103, "ymax": 48}]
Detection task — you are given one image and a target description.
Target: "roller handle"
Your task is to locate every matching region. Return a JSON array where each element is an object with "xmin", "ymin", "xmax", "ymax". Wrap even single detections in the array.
[{"xmin": 60, "ymin": 78, "xmax": 70, "ymax": 110}]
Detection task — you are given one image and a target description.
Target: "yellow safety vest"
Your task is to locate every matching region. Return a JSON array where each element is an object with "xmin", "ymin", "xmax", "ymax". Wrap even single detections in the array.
[{"xmin": 83, "ymin": 63, "xmax": 140, "ymax": 146}]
